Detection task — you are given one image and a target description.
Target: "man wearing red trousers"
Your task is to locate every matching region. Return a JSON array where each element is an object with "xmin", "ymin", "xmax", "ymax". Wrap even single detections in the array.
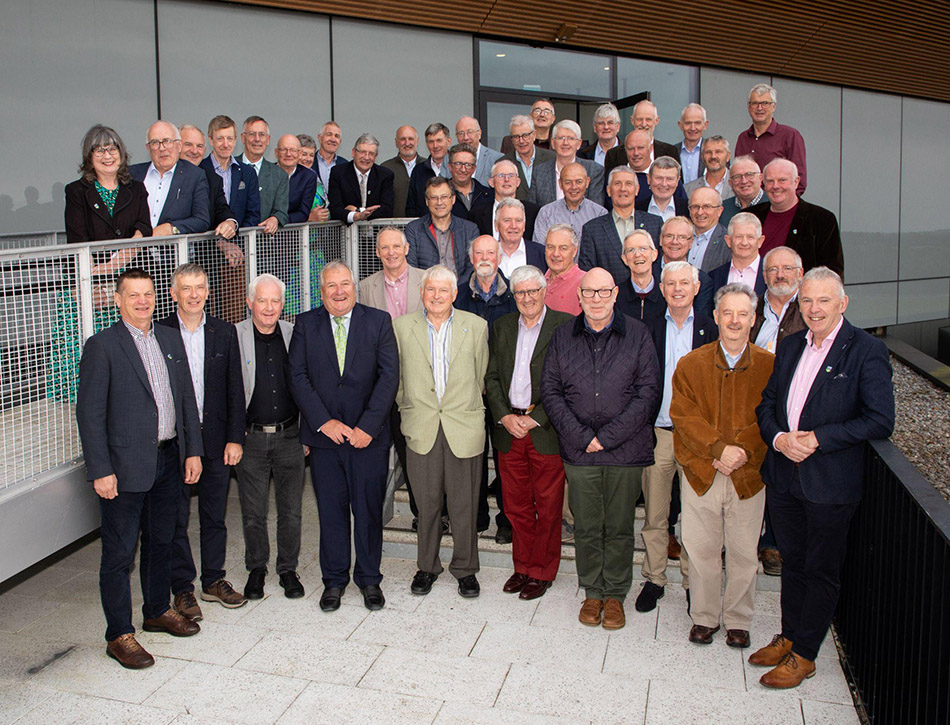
[{"xmin": 486, "ymin": 265, "xmax": 573, "ymax": 599}]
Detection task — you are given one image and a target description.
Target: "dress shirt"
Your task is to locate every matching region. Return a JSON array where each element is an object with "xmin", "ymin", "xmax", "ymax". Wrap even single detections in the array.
[
  {"xmin": 784, "ymin": 316, "xmax": 843, "ymax": 434},
  {"xmin": 316, "ymin": 153, "xmax": 338, "ymax": 191},
  {"xmin": 721, "ymin": 342, "xmax": 747, "ymax": 370},
  {"xmin": 702, "ymin": 170, "xmax": 732, "ymax": 199},
  {"xmin": 532, "ymin": 198, "xmax": 608, "ymax": 245},
  {"xmin": 432, "ymin": 224, "xmax": 455, "ymax": 271},
  {"xmin": 490, "ymin": 199, "xmax": 502, "ymax": 240},
  {"xmin": 425, "ymin": 309, "xmax": 454, "ymax": 402},
  {"xmin": 508, "ymin": 306, "xmax": 547, "ymax": 409},
  {"xmin": 732, "ymin": 190, "xmax": 764, "ymax": 212},
  {"xmin": 516, "ymin": 149, "xmax": 536, "ymax": 187},
  {"xmin": 402, "ymin": 156, "xmax": 418, "ymax": 176},
  {"xmin": 143, "ymin": 163, "xmax": 176, "ymax": 227},
  {"xmin": 247, "ymin": 326, "xmax": 297, "ymax": 425},
  {"xmin": 346, "ymin": 169, "xmax": 370, "ymax": 223},
  {"xmin": 593, "ymin": 139, "xmax": 618, "ymax": 167},
  {"xmin": 544, "ymin": 264, "xmax": 584, "ymax": 315},
  {"xmin": 332, "ymin": 308, "xmax": 352, "ymax": 338},
  {"xmin": 210, "ymin": 155, "xmax": 236, "ymax": 204},
  {"xmin": 241, "ymin": 153, "xmax": 262, "ymax": 177},
  {"xmin": 123, "ymin": 320, "xmax": 176, "ymax": 439},
  {"xmin": 177, "ymin": 311, "xmax": 206, "ymax": 423},
  {"xmin": 499, "ymin": 239, "xmax": 527, "ymax": 279},
  {"xmin": 632, "ymin": 276, "xmax": 655, "ymax": 294},
  {"xmin": 655, "ymin": 308, "xmax": 694, "ymax": 428},
  {"xmin": 728, "ymin": 254, "xmax": 761, "ymax": 287},
  {"xmin": 735, "ymin": 119, "xmax": 807, "ymax": 194},
  {"xmin": 383, "ymin": 266, "xmax": 410, "ymax": 319},
  {"xmin": 754, "ymin": 292, "xmax": 796, "ymax": 353},
  {"xmin": 612, "ymin": 210, "xmax": 638, "ymax": 249},
  {"xmin": 429, "ymin": 157, "xmax": 443, "ymax": 176},
  {"xmin": 688, "ymin": 227, "xmax": 715, "ymax": 267},
  {"xmin": 647, "ymin": 196, "xmax": 677, "ymax": 222},
  {"xmin": 680, "ymin": 141, "xmax": 702, "ymax": 184}
]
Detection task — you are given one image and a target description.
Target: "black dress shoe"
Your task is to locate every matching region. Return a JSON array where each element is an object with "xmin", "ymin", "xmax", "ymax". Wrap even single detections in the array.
[
  {"xmin": 457, "ymin": 574, "xmax": 480, "ymax": 598},
  {"xmin": 634, "ymin": 582, "xmax": 665, "ymax": 612},
  {"xmin": 410, "ymin": 570, "xmax": 438, "ymax": 595},
  {"xmin": 494, "ymin": 525, "xmax": 513, "ymax": 545},
  {"xmin": 245, "ymin": 567, "xmax": 266, "ymax": 600},
  {"xmin": 319, "ymin": 587, "xmax": 344, "ymax": 612},
  {"xmin": 360, "ymin": 584, "xmax": 386, "ymax": 611},
  {"xmin": 279, "ymin": 571, "xmax": 305, "ymax": 599}
]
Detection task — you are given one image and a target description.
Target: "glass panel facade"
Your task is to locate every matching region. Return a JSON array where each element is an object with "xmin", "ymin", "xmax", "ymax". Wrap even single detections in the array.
[
  {"xmin": 616, "ymin": 58, "xmax": 698, "ymax": 144},
  {"xmin": 479, "ymin": 41, "xmax": 611, "ymax": 98}
]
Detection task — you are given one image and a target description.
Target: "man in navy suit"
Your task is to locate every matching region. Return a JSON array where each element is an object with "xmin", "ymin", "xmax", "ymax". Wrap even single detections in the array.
[
  {"xmin": 275, "ymin": 134, "xmax": 318, "ymax": 223},
  {"xmin": 289, "ymin": 262, "xmax": 399, "ymax": 612},
  {"xmin": 708, "ymin": 213, "xmax": 767, "ymax": 297},
  {"xmin": 202, "ymin": 115, "xmax": 261, "ymax": 230},
  {"xmin": 179, "ymin": 124, "xmax": 238, "ymax": 240},
  {"xmin": 652, "ymin": 216, "xmax": 714, "ymax": 319},
  {"xmin": 579, "ymin": 165, "xmax": 662, "ymax": 287},
  {"xmin": 329, "ymin": 133, "xmax": 395, "ymax": 224},
  {"xmin": 752, "ymin": 267, "xmax": 895, "ymax": 688},
  {"xmin": 77, "ymin": 268, "xmax": 203, "ymax": 669},
  {"xmin": 158, "ymin": 264, "xmax": 248, "ymax": 622},
  {"xmin": 495, "ymin": 197, "xmax": 546, "ymax": 278}
]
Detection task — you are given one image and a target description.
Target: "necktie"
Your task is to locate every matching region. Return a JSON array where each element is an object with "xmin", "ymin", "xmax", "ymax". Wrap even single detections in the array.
[
  {"xmin": 359, "ymin": 173, "xmax": 368, "ymax": 207},
  {"xmin": 334, "ymin": 316, "xmax": 346, "ymax": 374}
]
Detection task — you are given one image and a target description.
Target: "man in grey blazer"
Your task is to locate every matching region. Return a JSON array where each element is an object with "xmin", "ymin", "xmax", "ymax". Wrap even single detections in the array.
[
  {"xmin": 234, "ymin": 274, "xmax": 305, "ymax": 601},
  {"xmin": 504, "ymin": 115, "xmax": 555, "ymax": 202},
  {"xmin": 240, "ymin": 116, "xmax": 289, "ymax": 235},
  {"xmin": 528, "ymin": 120, "xmax": 605, "ymax": 207},
  {"xmin": 456, "ymin": 116, "xmax": 504, "ymax": 186},
  {"xmin": 687, "ymin": 187, "xmax": 730, "ymax": 273}
]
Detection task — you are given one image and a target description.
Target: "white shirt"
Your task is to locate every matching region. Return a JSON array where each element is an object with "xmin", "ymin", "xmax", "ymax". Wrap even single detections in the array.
[
  {"xmin": 594, "ymin": 138, "xmax": 618, "ymax": 167},
  {"xmin": 143, "ymin": 163, "xmax": 176, "ymax": 227},
  {"xmin": 241, "ymin": 153, "xmax": 262, "ymax": 176},
  {"xmin": 647, "ymin": 196, "xmax": 677, "ymax": 222},
  {"xmin": 177, "ymin": 311, "xmax": 206, "ymax": 422},
  {"xmin": 402, "ymin": 156, "xmax": 418, "ymax": 176},
  {"xmin": 346, "ymin": 170, "xmax": 371, "ymax": 223},
  {"xmin": 499, "ymin": 239, "xmax": 527, "ymax": 279}
]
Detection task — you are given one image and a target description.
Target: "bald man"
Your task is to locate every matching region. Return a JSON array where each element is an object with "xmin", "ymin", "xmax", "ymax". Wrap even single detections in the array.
[
  {"xmin": 456, "ymin": 116, "xmax": 504, "ymax": 186},
  {"xmin": 275, "ymin": 134, "xmax": 317, "ymax": 223},
  {"xmin": 381, "ymin": 125, "xmax": 422, "ymax": 217}
]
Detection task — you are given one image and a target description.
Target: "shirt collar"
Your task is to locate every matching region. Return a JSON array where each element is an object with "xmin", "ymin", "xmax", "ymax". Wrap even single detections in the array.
[
  {"xmin": 665, "ymin": 306, "xmax": 694, "ymax": 325},
  {"xmin": 518, "ymin": 305, "xmax": 546, "ymax": 330},
  {"xmin": 123, "ymin": 319, "xmax": 153, "ymax": 339},
  {"xmin": 384, "ymin": 265, "xmax": 410, "ymax": 286},
  {"xmin": 147, "ymin": 162, "xmax": 176, "ymax": 178},
  {"xmin": 177, "ymin": 310, "xmax": 207, "ymax": 331},
  {"xmin": 805, "ymin": 315, "xmax": 844, "ymax": 351}
]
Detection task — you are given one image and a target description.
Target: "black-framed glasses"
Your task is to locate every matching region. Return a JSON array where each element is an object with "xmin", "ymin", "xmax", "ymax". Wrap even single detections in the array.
[
  {"xmin": 579, "ymin": 287, "xmax": 615, "ymax": 299},
  {"xmin": 512, "ymin": 288, "xmax": 542, "ymax": 299}
]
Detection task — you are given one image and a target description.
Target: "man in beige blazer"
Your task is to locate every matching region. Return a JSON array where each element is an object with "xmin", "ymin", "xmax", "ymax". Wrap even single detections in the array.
[{"xmin": 393, "ymin": 264, "xmax": 489, "ymax": 598}]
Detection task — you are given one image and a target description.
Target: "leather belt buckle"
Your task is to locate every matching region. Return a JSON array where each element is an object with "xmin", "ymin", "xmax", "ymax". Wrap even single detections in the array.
[{"xmin": 261, "ymin": 424, "xmax": 278, "ymax": 434}]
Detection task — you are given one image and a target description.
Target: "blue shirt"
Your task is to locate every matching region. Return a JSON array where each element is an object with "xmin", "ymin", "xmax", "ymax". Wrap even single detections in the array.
[
  {"xmin": 688, "ymin": 227, "xmax": 715, "ymax": 268},
  {"xmin": 721, "ymin": 342, "xmax": 747, "ymax": 369},
  {"xmin": 680, "ymin": 141, "xmax": 702, "ymax": 184},
  {"xmin": 656, "ymin": 308, "xmax": 694, "ymax": 428}
]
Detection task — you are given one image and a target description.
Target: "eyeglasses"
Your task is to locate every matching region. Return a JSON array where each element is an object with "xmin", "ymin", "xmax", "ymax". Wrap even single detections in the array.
[
  {"xmin": 661, "ymin": 233, "xmax": 692, "ymax": 242},
  {"xmin": 276, "ymin": 147, "xmax": 299, "ymax": 154},
  {"xmin": 512, "ymin": 288, "xmax": 542, "ymax": 299},
  {"xmin": 731, "ymin": 171, "xmax": 761, "ymax": 180},
  {"xmin": 244, "ymin": 131, "xmax": 268, "ymax": 139},
  {"xmin": 688, "ymin": 203, "xmax": 721, "ymax": 212},
  {"xmin": 623, "ymin": 246, "xmax": 654, "ymax": 255},
  {"xmin": 552, "ymin": 136, "xmax": 578, "ymax": 143},
  {"xmin": 531, "ymin": 108, "xmax": 554, "ymax": 117},
  {"xmin": 748, "ymin": 101, "xmax": 775, "ymax": 109},
  {"xmin": 510, "ymin": 132, "xmax": 535, "ymax": 142},
  {"xmin": 146, "ymin": 138, "xmax": 178, "ymax": 149},
  {"xmin": 92, "ymin": 145, "xmax": 119, "ymax": 157},
  {"xmin": 579, "ymin": 287, "xmax": 615, "ymax": 299},
  {"xmin": 450, "ymin": 161, "xmax": 476, "ymax": 170},
  {"xmin": 493, "ymin": 172, "xmax": 518, "ymax": 181},
  {"xmin": 426, "ymin": 194, "xmax": 453, "ymax": 204},
  {"xmin": 765, "ymin": 265, "xmax": 802, "ymax": 275}
]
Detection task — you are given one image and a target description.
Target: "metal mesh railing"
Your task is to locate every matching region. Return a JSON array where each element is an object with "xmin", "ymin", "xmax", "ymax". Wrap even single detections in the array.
[
  {"xmin": 0, "ymin": 231, "xmax": 65, "ymax": 251},
  {"xmin": 352, "ymin": 218, "xmax": 414, "ymax": 283}
]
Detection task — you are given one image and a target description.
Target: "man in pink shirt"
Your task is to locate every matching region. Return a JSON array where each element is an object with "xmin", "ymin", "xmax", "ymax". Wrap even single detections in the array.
[
  {"xmin": 707, "ymin": 212, "xmax": 766, "ymax": 297},
  {"xmin": 543, "ymin": 224, "xmax": 584, "ymax": 316}
]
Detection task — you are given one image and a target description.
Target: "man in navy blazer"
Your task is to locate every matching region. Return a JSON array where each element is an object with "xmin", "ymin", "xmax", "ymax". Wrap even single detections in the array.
[
  {"xmin": 77, "ymin": 268, "xmax": 203, "ymax": 669},
  {"xmin": 158, "ymin": 263, "xmax": 248, "ymax": 622},
  {"xmin": 275, "ymin": 134, "xmax": 318, "ymax": 223},
  {"xmin": 201, "ymin": 115, "xmax": 261, "ymax": 230},
  {"xmin": 495, "ymin": 197, "xmax": 547, "ymax": 277},
  {"xmin": 707, "ymin": 212, "xmax": 768, "ymax": 297},
  {"xmin": 329, "ymin": 133, "xmax": 395, "ymax": 224},
  {"xmin": 752, "ymin": 267, "xmax": 894, "ymax": 688},
  {"xmin": 578, "ymin": 166, "xmax": 662, "ymax": 287},
  {"xmin": 289, "ymin": 262, "xmax": 399, "ymax": 612},
  {"xmin": 651, "ymin": 216, "xmax": 714, "ymax": 319}
]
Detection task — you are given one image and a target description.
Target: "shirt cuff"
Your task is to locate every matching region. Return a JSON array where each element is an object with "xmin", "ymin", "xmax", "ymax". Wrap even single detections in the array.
[
  {"xmin": 772, "ymin": 432, "xmax": 784, "ymax": 450},
  {"xmin": 346, "ymin": 211, "xmax": 356, "ymax": 223}
]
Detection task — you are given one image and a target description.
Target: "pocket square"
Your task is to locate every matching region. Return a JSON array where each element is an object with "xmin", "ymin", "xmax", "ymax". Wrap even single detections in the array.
[
  {"xmin": 833, "ymin": 372, "xmax": 848, "ymax": 379},
  {"xmin": 238, "ymin": 181, "xmax": 246, "ymax": 190}
]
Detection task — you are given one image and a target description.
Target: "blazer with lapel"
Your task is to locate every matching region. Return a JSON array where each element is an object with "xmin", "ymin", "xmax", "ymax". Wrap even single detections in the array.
[
  {"xmin": 646, "ymin": 310, "xmax": 718, "ymax": 422},
  {"xmin": 255, "ymin": 159, "xmax": 290, "ymax": 227},
  {"xmin": 504, "ymin": 148, "xmax": 555, "ymax": 202},
  {"xmin": 406, "ymin": 155, "xmax": 451, "ymax": 217},
  {"xmin": 756, "ymin": 318, "xmax": 895, "ymax": 504},
  {"xmin": 287, "ymin": 165, "xmax": 318, "ymax": 223},
  {"xmin": 635, "ymin": 196, "xmax": 690, "ymax": 218},
  {"xmin": 469, "ymin": 198, "xmax": 541, "ymax": 242},
  {"xmin": 404, "ymin": 213, "xmax": 477, "ymax": 282},
  {"xmin": 695, "ymin": 223, "xmax": 731, "ymax": 273},
  {"xmin": 473, "ymin": 144, "xmax": 505, "ymax": 186},
  {"xmin": 485, "ymin": 308, "xmax": 573, "ymax": 455},
  {"xmin": 393, "ymin": 309, "xmax": 489, "ymax": 459},
  {"xmin": 578, "ymin": 210, "xmax": 663, "ymax": 287},
  {"xmin": 201, "ymin": 156, "xmax": 261, "ymax": 227},
  {"xmin": 358, "ymin": 266, "xmax": 425, "ymax": 314},
  {"xmin": 708, "ymin": 258, "xmax": 767, "ymax": 297},
  {"xmin": 76, "ymin": 321, "xmax": 204, "ymax": 492},
  {"xmin": 650, "ymin": 258, "xmax": 714, "ymax": 319},
  {"xmin": 158, "ymin": 313, "xmax": 246, "ymax": 459},
  {"xmin": 381, "ymin": 153, "xmax": 421, "ymax": 217},
  {"xmin": 202, "ymin": 167, "xmax": 235, "ymax": 228},
  {"xmin": 528, "ymin": 158, "xmax": 605, "ymax": 207},
  {"xmin": 236, "ymin": 318, "xmax": 294, "ymax": 408},
  {"xmin": 288, "ymin": 303, "xmax": 399, "ymax": 450},
  {"xmin": 64, "ymin": 177, "xmax": 151, "ymax": 242},
  {"xmin": 130, "ymin": 161, "xmax": 211, "ymax": 233},
  {"xmin": 328, "ymin": 161, "xmax": 395, "ymax": 222},
  {"xmin": 748, "ymin": 199, "xmax": 844, "ymax": 278}
]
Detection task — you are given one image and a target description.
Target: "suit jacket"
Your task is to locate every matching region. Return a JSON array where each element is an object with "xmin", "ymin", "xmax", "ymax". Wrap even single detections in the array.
[
  {"xmin": 76, "ymin": 320, "xmax": 203, "ymax": 492},
  {"xmin": 694, "ymin": 224, "xmax": 731, "ymax": 273},
  {"xmin": 288, "ymin": 304, "xmax": 399, "ymax": 449},
  {"xmin": 359, "ymin": 265, "xmax": 426, "ymax": 315},
  {"xmin": 485, "ymin": 308, "xmax": 574, "ymax": 455},
  {"xmin": 203, "ymin": 167, "xmax": 234, "ymax": 228},
  {"xmin": 393, "ymin": 309, "xmax": 489, "ymax": 458},
  {"xmin": 452, "ymin": 178, "xmax": 493, "ymax": 222},
  {"xmin": 287, "ymin": 165, "xmax": 318, "ymax": 223},
  {"xmin": 158, "ymin": 313, "xmax": 245, "ymax": 459},
  {"xmin": 684, "ymin": 168, "xmax": 734, "ymax": 201},
  {"xmin": 650, "ymin": 258, "xmax": 714, "ymax": 319},
  {"xmin": 708, "ymin": 259, "xmax": 767, "ymax": 297},
  {"xmin": 757, "ymin": 319, "xmax": 895, "ymax": 504},
  {"xmin": 528, "ymin": 158, "xmax": 605, "ymax": 207},
  {"xmin": 578, "ymin": 140, "xmax": 618, "ymax": 161},
  {"xmin": 200, "ymin": 156, "xmax": 261, "ymax": 228},
  {"xmin": 578, "ymin": 210, "xmax": 663, "ymax": 286},
  {"xmin": 504, "ymin": 148, "xmax": 555, "ymax": 202},
  {"xmin": 748, "ymin": 199, "xmax": 844, "ymax": 278},
  {"xmin": 406, "ymin": 156, "xmax": 451, "ymax": 217},
  {"xmin": 236, "ymin": 318, "xmax": 294, "ymax": 408},
  {"xmin": 646, "ymin": 310, "xmax": 718, "ymax": 422},
  {"xmin": 405, "ymin": 213, "xmax": 477, "ymax": 282},
  {"xmin": 64, "ymin": 177, "xmax": 151, "ymax": 242},
  {"xmin": 381, "ymin": 154, "xmax": 421, "ymax": 217},
  {"xmin": 255, "ymin": 159, "xmax": 290, "ymax": 227},
  {"xmin": 129, "ymin": 161, "xmax": 211, "ymax": 233},
  {"xmin": 469, "ymin": 198, "xmax": 540, "ymax": 242},
  {"xmin": 329, "ymin": 161, "xmax": 395, "ymax": 223},
  {"xmin": 473, "ymin": 144, "xmax": 505, "ymax": 186},
  {"xmin": 635, "ymin": 196, "xmax": 690, "ymax": 218},
  {"xmin": 604, "ymin": 140, "xmax": 681, "ymax": 176}
]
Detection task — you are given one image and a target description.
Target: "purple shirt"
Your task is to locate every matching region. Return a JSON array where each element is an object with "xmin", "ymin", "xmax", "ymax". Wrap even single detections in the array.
[
  {"xmin": 735, "ymin": 119, "xmax": 807, "ymax": 195},
  {"xmin": 508, "ymin": 307, "xmax": 546, "ymax": 409},
  {"xmin": 383, "ymin": 266, "xmax": 410, "ymax": 319}
]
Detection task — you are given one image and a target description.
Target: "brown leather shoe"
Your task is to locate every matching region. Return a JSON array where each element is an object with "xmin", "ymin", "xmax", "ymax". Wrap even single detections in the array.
[
  {"xmin": 667, "ymin": 533, "xmax": 682, "ymax": 560},
  {"xmin": 578, "ymin": 598, "xmax": 603, "ymax": 626},
  {"xmin": 142, "ymin": 609, "xmax": 200, "ymax": 637},
  {"xmin": 602, "ymin": 597, "xmax": 625, "ymax": 630},
  {"xmin": 688, "ymin": 624, "xmax": 720, "ymax": 644},
  {"xmin": 726, "ymin": 629, "xmax": 751, "ymax": 648},
  {"xmin": 106, "ymin": 633, "xmax": 155, "ymax": 669},
  {"xmin": 759, "ymin": 548, "xmax": 783, "ymax": 576},
  {"xmin": 760, "ymin": 651, "xmax": 816, "ymax": 689},
  {"xmin": 519, "ymin": 578, "xmax": 552, "ymax": 600},
  {"xmin": 503, "ymin": 572, "xmax": 529, "ymax": 594},
  {"xmin": 749, "ymin": 633, "xmax": 794, "ymax": 666},
  {"xmin": 173, "ymin": 590, "xmax": 202, "ymax": 621},
  {"xmin": 201, "ymin": 579, "xmax": 248, "ymax": 608}
]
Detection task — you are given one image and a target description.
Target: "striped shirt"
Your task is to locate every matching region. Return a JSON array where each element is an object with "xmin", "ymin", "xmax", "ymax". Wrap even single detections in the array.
[
  {"xmin": 124, "ymin": 320, "xmax": 177, "ymax": 440},
  {"xmin": 177, "ymin": 311, "xmax": 206, "ymax": 423},
  {"xmin": 425, "ymin": 310, "xmax": 454, "ymax": 403}
]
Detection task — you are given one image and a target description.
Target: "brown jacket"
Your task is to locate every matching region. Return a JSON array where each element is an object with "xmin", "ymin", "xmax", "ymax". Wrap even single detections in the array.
[{"xmin": 670, "ymin": 342, "xmax": 774, "ymax": 498}]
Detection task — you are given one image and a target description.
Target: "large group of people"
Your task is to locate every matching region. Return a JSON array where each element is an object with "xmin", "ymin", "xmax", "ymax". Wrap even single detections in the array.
[{"xmin": 71, "ymin": 84, "xmax": 894, "ymax": 695}]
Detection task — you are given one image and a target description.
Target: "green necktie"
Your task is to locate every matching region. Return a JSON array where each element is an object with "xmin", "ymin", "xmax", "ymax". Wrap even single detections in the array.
[{"xmin": 334, "ymin": 316, "xmax": 346, "ymax": 374}]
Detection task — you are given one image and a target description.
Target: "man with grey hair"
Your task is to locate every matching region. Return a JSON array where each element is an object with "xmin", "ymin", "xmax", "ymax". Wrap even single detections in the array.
[
  {"xmin": 671, "ymin": 282, "xmax": 774, "ymax": 647},
  {"xmin": 240, "ymin": 115, "xmax": 288, "ymax": 235},
  {"xmin": 329, "ymin": 132, "xmax": 394, "ymax": 223},
  {"xmin": 720, "ymin": 155, "xmax": 764, "ymax": 227},
  {"xmin": 677, "ymin": 103, "xmax": 710, "ymax": 184},
  {"xmin": 470, "ymin": 158, "xmax": 541, "ymax": 242},
  {"xmin": 314, "ymin": 121, "xmax": 345, "ymax": 193},
  {"xmin": 605, "ymin": 102, "xmax": 681, "ymax": 174},
  {"xmin": 504, "ymin": 114, "xmax": 555, "ymax": 202},
  {"xmin": 579, "ymin": 103, "xmax": 621, "ymax": 166},
  {"xmin": 275, "ymin": 134, "xmax": 318, "ymax": 223},
  {"xmin": 495, "ymin": 198, "xmax": 547, "ymax": 277},
  {"xmin": 529, "ymin": 120, "xmax": 604, "ymax": 207},
  {"xmin": 533, "ymin": 162, "xmax": 607, "ymax": 246},
  {"xmin": 394, "ymin": 265, "xmax": 489, "ymax": 598},
  {"xmin": 688, "ymin": 186, "xmax": 730, "ymax": 273},
  {"xmin": 380, "ymin": 125, "xmax": 421, "ymax": 217},
  {"xmin": 407, "ymin": 122, "xmax": 453, "ymax": 216},
  {"xmin": 543, "ymin": 223, "xmax": 585, "ymax": 316},
  {"xmin": 235, "ymin": 273, "xmax": 305, "ymax": 601},
  {"xmin": 289, "ymin": 261, "xmax": 399, "ymax": 612},
  {"xmin": 708, "ymin": 212, "xmax": 767, "ymax": 297},
  {"xmin": 639, "ymin": 156, "xmax": 689, "ymax": 221},
  {"xmin": 735, "ymin": 83, "xmax": 806, "ymax": 195},
  {"xmin": 456, "ymin": 116, "xmax": 504, "ymax": 186},
  {"xmin": 685, "ymin": 135, "xmax": 734, "ymax": 201},
  {"xmin": 616, "ymin": 229, "xmax": 664, "ymax": 326}
]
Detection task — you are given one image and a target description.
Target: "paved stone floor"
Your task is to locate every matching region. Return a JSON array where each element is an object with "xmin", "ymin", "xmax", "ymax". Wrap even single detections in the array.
[{"xmin": 0, "ymin": 484, "xmax": 861, "ymax": 724}]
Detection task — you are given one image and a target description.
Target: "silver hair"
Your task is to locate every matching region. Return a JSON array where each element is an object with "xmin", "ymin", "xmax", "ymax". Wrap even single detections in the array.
[
  {"xmin": 714, "ymin": 282, "xmax": 757, "ymax": 311},
  {"xmin": 763, "ymin": 245, "xmax": 803, "ymax": 268},
  {"xmin": 680, "ymin": 102, "xmax": 707, "ymax": 122},
  {"xmin": 376, "ymin": 226, "xmax": 408, "ymax": 249},
  {"xmin": 457, "ymin": 116, "xmax": 481, "ymax": 132},
  {"xmin": 509, "ymin": 115, "xmax": 535, "ymax": 132},
  {"xmin": 662, "ymin": 215, "xmax": 694, "ymax": 235},
  {"xmin": 763, "ymin": 157, "xmax": 799, "ymax": 178},
  {"xmin": 494, "ymin": 197, "xmax": 525, "ymax": 219},
  {"xmin": 171, "ymin": 263, "xmax": 207, "ymax": 288},
  {"xmin": 632, "ymin": 99, "xmax": 658, "ymax": 119},
  {"xmin": 247, "ymin": 273, "xmax": 286, "ymax": 302},
  {"xmin": 731, "ymin": 154, "xmax": 760, "ymax": 172},
  {"xmin": 623, "ymin": 229, "xmax": 655, "ymax": 251},
  {"xmin": 424, "ymin": 122, "xmax": 451, "ymax": 138},
  {"xmin": 593, "ymin": 103, "xmax": 621, "ymax": 124},
  {"xmin": 551, "ymin": 119, "xmax": 581, "ymax": 140},
  {"xmin": 705, "ymin": 134, "xmax": 731, "ymax": 154},
  {"xmin": 650, "ymin": 155, "xmax": 682, "ymax": 175},
  {"xmin": 509, "ymin": 265, "xmax": 547, "ymax": 290},
  {"xmin": 422, "ymin": 264, "xmax": 458, "ymax": 291},
  {"xmin": 491, "ymin": 158, "xmax": 518, "ymax": 176},
  {"xmin": 178, "ymin": 124, "xmax": 203, "ymax": 138},
  {"xmin": 545, "ymin": 223, "xmax": 578, "ymax": 247},
  {"xmin": 661, "ymin": 260, "xmax": 699, "ymax": 284},
  {"xmin": 607, "ymin": 164, "xmax": 639, "ymax": 185},
  {"xmin": 319, "ymin": 260, "xmax": 355, "ymax": 288},
  {"xmin": 147, "ymin": 120, "xmax": 180, "ymax": 143},
  {"xmin": 353, "ymin": 133, "xmax": 379, "ymax": 150},
  {"xmin": 749, "ymin": 83, "xmax": 778, "ymax": 103},
  {"xmin": 802, "ymin": 266, "xmax": 846, "ymax": 298},
  {"xmin": 727, "ymin": 212, "xmax": 762, "ymax": 237},
  {"xmin": 297, "ymin": 133, "xmax": 316, "ymax": 150}
]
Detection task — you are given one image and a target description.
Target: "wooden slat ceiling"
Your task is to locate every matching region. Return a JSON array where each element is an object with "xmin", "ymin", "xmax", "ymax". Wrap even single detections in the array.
[{"xmin": 224, "ymin": 0, "xmax": 950, "ymax": 102}]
